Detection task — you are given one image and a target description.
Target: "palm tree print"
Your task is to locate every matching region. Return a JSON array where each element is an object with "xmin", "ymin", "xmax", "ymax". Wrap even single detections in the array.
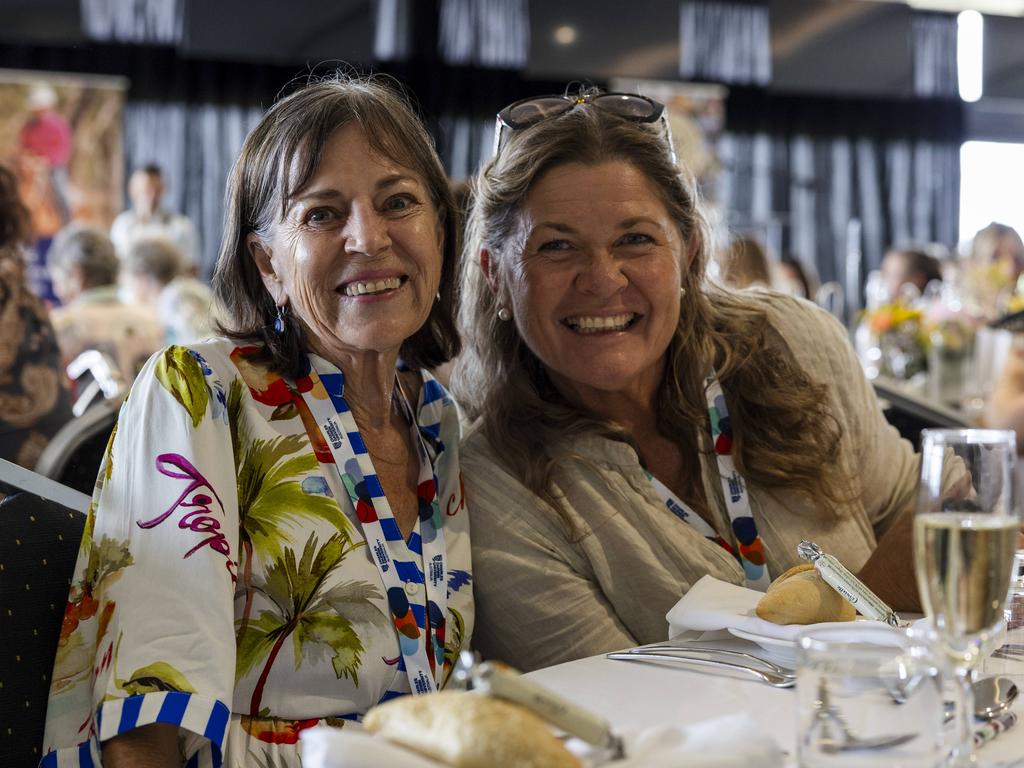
[
  {"xmin": 225, "ymin": 379, "xmax": 351, "ymax": 644},
  {"xmin": 236, "ymin": 532, "xmax": 384, "ymax": 717}
]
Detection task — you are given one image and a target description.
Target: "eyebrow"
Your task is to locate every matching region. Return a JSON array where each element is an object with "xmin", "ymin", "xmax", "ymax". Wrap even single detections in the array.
[
  {"xmin": 291, "ymin": 175, "xmax": 420, "ymax": 204},
  {"xmin": 531, "ymin": 216, "xmax": 663, "ymax": 236}
]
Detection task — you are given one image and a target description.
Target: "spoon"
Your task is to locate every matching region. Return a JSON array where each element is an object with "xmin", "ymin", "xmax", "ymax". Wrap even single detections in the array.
[{"xmin": 943, "ymin": 676, "xmax": 1019, "ymax": 723}]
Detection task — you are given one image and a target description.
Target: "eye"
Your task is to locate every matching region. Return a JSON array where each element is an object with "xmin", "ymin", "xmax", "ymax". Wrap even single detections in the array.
[
  {"xmin": 619, "ymin": 232, "xmax": 655, "ymax": 247},
  {"xmin": 538, "ymin": 239, "xmax": 573, "ymax": 252},
  {"xmin": 305, "ymin": 207, "xmax": 338, "ymax": 226},
  {"xmin": 382, "ymin": 194, "xmax": 418, "ymax": 213}
]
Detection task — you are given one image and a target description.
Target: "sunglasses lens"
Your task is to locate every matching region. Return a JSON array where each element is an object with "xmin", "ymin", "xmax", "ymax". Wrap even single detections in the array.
[
  {"xmin": 504, "ymin": 97, "xmax": 574, "ymax": 128},
  {"xmin": 592, "ymin": 94, "xmax": 661, "ymax": 121}
]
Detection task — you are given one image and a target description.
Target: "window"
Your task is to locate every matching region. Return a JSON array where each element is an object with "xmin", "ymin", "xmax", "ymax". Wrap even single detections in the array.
[{"xmin": 959, "ymin": 140, "xmax": 1024, "ymax": 243}]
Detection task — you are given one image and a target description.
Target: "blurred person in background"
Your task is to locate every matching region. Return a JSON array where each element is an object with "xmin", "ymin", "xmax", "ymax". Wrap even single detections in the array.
[
  {"xmin": 0, "ymin": 165, "xmax": 72, "ymax": 468},
  {"xmin": 775, "ymin": 255, "xmax": 814, "ymax": 300},
  {"xmin": 971, "ymin": 222, "xmax": 1024, "ymax": 288},
  {"xmin": 48, "ymin": 223, "xmax": 164, "ymax": 382},
  {"xmin": 125, "ymin": 236, "xmax": 218, "ymax": 344},
  {"xmin": 879, "ymin": 246, "xmax": 942, "ymax": 302},
  {"xmin": 110, "ymin": 163, "xmax": 200, "ymax": 274},
  {"xmin": 716, "ymin": 234, "xmax": 771, "ymax": 290}
]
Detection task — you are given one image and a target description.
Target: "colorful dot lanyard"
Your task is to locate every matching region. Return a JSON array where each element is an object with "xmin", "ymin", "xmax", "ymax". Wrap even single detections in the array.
[
  {"xmin": 297, "ymin": 355, "xmax": 448, "ymax": 695},
  {"xmin": 647, "ymin": 369, "xmax": 771, "ymax": 590}
]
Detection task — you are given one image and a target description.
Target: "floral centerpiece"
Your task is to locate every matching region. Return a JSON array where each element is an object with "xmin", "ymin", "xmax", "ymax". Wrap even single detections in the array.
[{"xmin": 859, "ymin": 302, "xmax": 929, "ymax": 380}]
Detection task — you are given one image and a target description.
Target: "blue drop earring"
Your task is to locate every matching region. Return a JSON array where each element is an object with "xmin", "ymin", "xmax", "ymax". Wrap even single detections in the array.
[{"xmin": 273, "ymin": 304, "xmax": 286, "ymax": 334}]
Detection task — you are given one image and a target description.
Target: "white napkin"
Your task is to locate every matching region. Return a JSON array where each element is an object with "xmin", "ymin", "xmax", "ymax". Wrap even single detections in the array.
[
  {"xmin": 300, "ymin": 713, "xmax": 786, "ymax": 768},
  {"xmin": 571, "ymin": 713, "xmax": 786, "ymax": 768},
  {"xmin": 666, "ymin": 574, "xmax": 885, "ymax": 641},
  {"xmin": 301, "ymin": 726, "xmax": 441, "ymax": 768}
]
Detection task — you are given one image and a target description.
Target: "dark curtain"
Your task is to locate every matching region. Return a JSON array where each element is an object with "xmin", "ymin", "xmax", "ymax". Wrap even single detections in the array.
[
  {"xmin": 912, "ymin": 12, "xmax": 959, "ymax": 98},
  {"xmin": 438, "ymin": 0, "xmax": 529, "ymax": 68},
  {"xmin": 679, "ymin": 1, "xmax": 771, "ymax": 86},
  {"xmin": 80, "ymin": 0, "xmax": 184, "ymax": 45},
  {"xmin": 720, "ymin": 92, "xmax": 963, "ymax": 311},
  {"xmin": 124, "ymin": 102, "xmax": 263, "ymax": 278}
]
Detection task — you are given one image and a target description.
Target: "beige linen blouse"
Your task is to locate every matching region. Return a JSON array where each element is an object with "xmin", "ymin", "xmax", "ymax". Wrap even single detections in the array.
[{"xmin": 463, "ymin": 293, "xmax": 924, "ymax": 672}]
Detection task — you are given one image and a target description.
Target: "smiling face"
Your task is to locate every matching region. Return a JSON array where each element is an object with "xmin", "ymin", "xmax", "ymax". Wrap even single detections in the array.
[
  {"xmin": 250, "ymin": 122, "xmax": 443, "ymax": 366},
  {"xmin": 500, "ymin": 160, "xmax": 685, "ymax": 403}
]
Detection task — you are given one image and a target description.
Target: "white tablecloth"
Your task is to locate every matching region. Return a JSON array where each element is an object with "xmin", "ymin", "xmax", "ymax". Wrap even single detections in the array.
[{"xmin": 525, "ymin": 637, "xmax": 1024, "ymax": 767}]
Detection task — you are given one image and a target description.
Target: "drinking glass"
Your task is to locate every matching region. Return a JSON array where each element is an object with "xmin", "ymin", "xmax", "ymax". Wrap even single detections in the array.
[
  {"xmin": 795, "ymin": 624, "xmax": 946, "ymax": 768},
  {"xmin": 914, "ymin": 429, "xmax": 1020, "ymax": 765}
]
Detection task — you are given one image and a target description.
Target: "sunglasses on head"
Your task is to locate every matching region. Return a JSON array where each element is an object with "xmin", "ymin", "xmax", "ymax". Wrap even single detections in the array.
[{"xmin": 491, "ymin": 90, "xmax": 675, "ymax": 161}]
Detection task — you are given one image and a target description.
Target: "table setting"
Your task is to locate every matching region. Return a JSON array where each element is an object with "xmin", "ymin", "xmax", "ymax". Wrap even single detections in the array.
[{"xmin": 299, "ymin": 428, "xmax": 1024, "ymax": 768}]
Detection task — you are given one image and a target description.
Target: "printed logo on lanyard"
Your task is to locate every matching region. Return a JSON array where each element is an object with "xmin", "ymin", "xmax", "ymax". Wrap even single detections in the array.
[
  {"xmin": 296, "ymin": 356, "xmax": 448, "ymax": 695},
  {"xmin": 647, "ymin": 369, "xmax": 771, "ymax": 590}
]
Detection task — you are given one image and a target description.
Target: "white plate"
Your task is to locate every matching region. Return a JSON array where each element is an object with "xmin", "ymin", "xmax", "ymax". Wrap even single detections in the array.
[{"xmin": 727, "ymin": 627, "xmax": 799, "ymax": 667}]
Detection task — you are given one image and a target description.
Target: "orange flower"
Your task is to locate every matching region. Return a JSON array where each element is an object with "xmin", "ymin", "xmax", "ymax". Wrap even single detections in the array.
[{"xmin": 240, "ymin": 716, "xmax": 321, "ymax": 744}]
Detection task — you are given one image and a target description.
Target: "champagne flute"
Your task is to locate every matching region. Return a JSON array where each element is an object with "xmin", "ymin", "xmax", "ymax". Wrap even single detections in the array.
[{"xmin": 914, "ymin": 428, "xmax": 1020, "ymax": 766}]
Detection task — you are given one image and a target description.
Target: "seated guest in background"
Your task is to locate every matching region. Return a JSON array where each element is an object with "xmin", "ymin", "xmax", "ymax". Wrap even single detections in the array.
[
  {"xmin": 970, "ymin": 221, "xmax": 1024, "ymax": 289},
  {"xmin": 110, "ymin": 163, "xmax": 200, "ymax": 274},
  {"xmin": 42, "ymin": 76, "xmax": 471, "ymax": 768},
  {"xmin": 715, "ymin": 234, "xmax": 771, "ymax": 290},
  {"xmin": 453, "ymin": 91, "xmax": 949, "ymax": 672},
  {"xmin": 48, "ymin": 223, "xmax": 164, "ymax": 383},
  {"xmin": 775, "ymin": 254, "xmax": 815, "ymax": 300},
  {"xmin": 880, "ymin": 246, "xmax": 942, "ymax": 302},
  {"xmin": 0, "ymin": 165, "xmax": 72, "ymax": 468},
  {"xmin": 125, "ymin": 236, "xmax": 219, "ymax": 344}
]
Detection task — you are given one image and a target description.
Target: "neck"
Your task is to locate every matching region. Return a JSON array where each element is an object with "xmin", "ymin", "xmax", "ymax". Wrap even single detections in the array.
[
  {"xmin": 550, "ymin": 364, "xmax": 664, "ymax": 438},
  {"xmin": 308, "ymin": 338, "xmax": 402, "ymax": 430}
]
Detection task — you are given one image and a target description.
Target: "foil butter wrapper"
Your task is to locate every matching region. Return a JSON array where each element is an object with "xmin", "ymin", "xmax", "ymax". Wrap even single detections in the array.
[{"xmin": 797, "ymin": 540, "xmax": 903, "ymax": 627}]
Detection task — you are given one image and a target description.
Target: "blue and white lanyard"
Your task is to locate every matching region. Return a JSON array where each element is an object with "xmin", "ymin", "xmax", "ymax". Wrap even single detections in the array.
[
  {"xmin": 647, "ymin": 368, "xmax": 771, "ymax": 590},
  {"xmin": 298, "ymin": 356, "xmax": 447, "ymax": 694}
]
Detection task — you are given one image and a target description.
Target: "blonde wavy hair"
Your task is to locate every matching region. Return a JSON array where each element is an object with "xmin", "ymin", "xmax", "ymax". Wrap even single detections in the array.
[{"xmin": 452, "ymin": 105, "xmax": 845, "ymax": 526}]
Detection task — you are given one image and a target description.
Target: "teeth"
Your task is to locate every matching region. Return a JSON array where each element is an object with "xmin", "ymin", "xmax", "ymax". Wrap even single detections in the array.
[
  {"xmin": 565, "ymin": 313, "xmax": 635, "ymax": 333},
  {"xmin": 343, "ymin": 277, "xmax": 402, "ymax": 296}
]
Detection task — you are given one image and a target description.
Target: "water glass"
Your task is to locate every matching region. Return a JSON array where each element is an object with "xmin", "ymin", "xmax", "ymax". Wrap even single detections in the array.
[{"xmin": 795, "ymin": 624, "xmax": 946, "ymax": 768}]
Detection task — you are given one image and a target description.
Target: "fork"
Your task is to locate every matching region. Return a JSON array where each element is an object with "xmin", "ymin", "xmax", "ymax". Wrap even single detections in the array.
[
  {"xmin": 633, "ymin": 644, "xmax": 796, "ymax": 679},
  {"xmin": 606, "ymin": 650, "xmax": 796, "ymax": 688}
]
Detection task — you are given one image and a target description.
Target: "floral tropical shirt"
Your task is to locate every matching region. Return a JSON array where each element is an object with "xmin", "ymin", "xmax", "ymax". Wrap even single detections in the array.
[{"xmin": 40, "ymin": 339, "xmax": 473, "ymax": 768}]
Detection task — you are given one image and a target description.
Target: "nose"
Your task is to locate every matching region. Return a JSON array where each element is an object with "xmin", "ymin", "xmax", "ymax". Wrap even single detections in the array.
[
  {"xmin": 344, "ymin": 201, "xmax": 390, "ymax": 258},
  {"xmin": 575, "ymin": 250, "xmax": 628, "ymax": 297}
]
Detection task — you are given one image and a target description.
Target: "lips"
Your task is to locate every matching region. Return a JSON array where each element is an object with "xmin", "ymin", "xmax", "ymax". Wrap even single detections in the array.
[
  {"xmin": 338, "ymin": 275, "xmax": 407, "ymax": 297},
  {"xmin": 563, "ymin": 313, "xmax": 638, "ymax": 334}
]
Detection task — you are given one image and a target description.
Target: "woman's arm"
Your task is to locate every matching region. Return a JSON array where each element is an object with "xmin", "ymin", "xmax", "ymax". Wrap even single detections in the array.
[
  {"xmin": 855, "ymin": 507, "xmax": 920, "ymax": 611},
  {"xmin": 103, "ymin": 723, "xmax": 181, "ymax": 768}
]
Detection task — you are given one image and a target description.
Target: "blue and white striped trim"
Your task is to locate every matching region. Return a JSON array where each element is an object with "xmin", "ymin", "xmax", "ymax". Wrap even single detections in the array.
[
  {"xmin": 39, "ymin": 738, "xmax": 100, "ymax": 768},
  {"xmin": 38, "ymin": 692, "xmax": 227, "ymax": 767},
  {"xmin": 99, "ymin": 691, "xmax": 229, "ymax": 747}
]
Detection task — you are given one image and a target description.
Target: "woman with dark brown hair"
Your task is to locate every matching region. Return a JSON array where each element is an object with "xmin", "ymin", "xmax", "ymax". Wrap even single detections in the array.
[
  {"xmin": 42, "ymin": 76, "xmax": 473, "ymax": 768},
  {"xmin": 0, "ymin": 164, "xmax": 72, "ymax": 469},
  {"xmin": 453, "ymin": 90, "xmax": 945, "ymax": 672}
]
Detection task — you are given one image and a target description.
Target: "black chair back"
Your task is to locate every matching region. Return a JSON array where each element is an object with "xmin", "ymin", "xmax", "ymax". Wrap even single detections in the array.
[{"xmin": 0, "ymin": 491, "xmax": 85, "ymax": 767}]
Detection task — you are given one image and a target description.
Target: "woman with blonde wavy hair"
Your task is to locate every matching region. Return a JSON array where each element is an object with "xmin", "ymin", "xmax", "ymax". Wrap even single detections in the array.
[{"xmin": 453, "ymin": 90, "xmax": 929, "ymax": 672}]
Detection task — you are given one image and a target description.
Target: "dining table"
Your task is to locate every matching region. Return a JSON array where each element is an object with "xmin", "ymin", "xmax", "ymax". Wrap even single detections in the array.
[{"xmin": 525, "ymin": 634, "xmax": 1024, "ymax": 767}]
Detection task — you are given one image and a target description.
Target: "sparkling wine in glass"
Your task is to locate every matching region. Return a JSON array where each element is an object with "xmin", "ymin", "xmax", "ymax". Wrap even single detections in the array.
[{"xmin": 914, "ymin": 429, "xmax": 1020, "ymax": 766}]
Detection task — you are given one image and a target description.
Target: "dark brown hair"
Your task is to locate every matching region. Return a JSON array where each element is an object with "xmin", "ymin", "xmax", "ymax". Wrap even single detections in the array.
[
  {"xmin": 454, "ymin": 105, "xmax": 846, "ymax": 528},
  {"xmin": 213, "ymin": 74, "xmax": 460, "ymax": 380},
  {"xmin": 0, "ymin": 165, "xmax": 31, "ymax": 250}
]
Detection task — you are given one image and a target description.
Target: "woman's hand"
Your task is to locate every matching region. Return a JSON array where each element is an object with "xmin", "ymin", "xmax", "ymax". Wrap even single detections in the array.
[{"xmin": 102, "ymin": 722, "xmax": 182, "ymax": 768}]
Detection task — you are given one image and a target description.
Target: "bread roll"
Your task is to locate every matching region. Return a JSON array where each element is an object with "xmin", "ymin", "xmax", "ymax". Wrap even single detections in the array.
[
  {"xmin": 363, "ymin": 690, "xmax": 581, "ymax": 768},
  {"xmin": 755, "ymin": 563, "xmax": 856, "ymax": 624}
]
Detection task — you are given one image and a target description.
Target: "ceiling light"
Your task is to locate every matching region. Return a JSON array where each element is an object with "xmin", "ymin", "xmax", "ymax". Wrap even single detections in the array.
[
  {"xmin": 902, "ymin": 0, "xmax": 1024, "ymax": 16},
  {"xmin": 958, "ymin": 10, "xmax": 984, "ymax": 102},
  {"xmin": 554, "ymin": 25, "xmax": 577, "ymax": 45}
]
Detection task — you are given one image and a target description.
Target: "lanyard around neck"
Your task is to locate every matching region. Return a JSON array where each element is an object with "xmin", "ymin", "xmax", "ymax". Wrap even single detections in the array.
[
  {"xmin": 647, "ymin": 368, "xmax": 771, "ymax": 590},
  {"xmin": 296, "ymin": 356, "xmax": 448, "ymax": 694}
]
